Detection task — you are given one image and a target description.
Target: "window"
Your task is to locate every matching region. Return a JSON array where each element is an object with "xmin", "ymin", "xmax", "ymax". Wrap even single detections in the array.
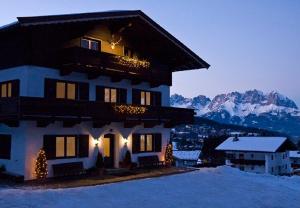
[
  {"xmin": 81, "ymin": 38, "xmax": 100, "ymax": 51},
  {"xmin": 239, "ymin": 154, "xmax": 244, "ymax": 159},
  {"xmin": 105, "ymin": 88, "xmax": 117, "ymax": 103},
  {"xmin": 271, "ymin": 155, "xmax": 274, "ymax": 160},
  {"xmin": 0, "ymin": 135, "xmax": 11, "ymax": 159},
  {"xmin": 132, "ymin": 89, "xmax": 161, "ymax": 106},
  {"xmin": 140, "ymin": 134, "xmax": 153, "ymax": 152},
  {"xmin": 140, "ymin": 91, "xmax": 151, "ymax": 105},
  {"xmin": 271, "ymin": 167, "xmax": 274, "ymax": 172},
  {"xmin": 251, "ymin": 154, "xmax": 254, "ymax": 158},
  {"xmin": 56, "ymin": 81, "xmax": 76, "ymax": 100},
  {"xmin": 0, "ymin": 80, "xmax": 19, "ymax": 98},
  {"xmin": 55, "ymin": 136, "xmax": 76, "ymax": 158}
]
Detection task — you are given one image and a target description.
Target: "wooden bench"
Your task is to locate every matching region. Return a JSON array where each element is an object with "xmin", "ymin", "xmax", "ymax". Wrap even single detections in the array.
[
  {"xmin": 52, "ymin": 162, "xmax": 86, "ymax": 178},
  {"xmin": 138, "ymin": 156, "xmax": 164, "ymax": 168},
  {"xmin": 0, "ymin": 171, "xmax": 24, "ymax": 183}
]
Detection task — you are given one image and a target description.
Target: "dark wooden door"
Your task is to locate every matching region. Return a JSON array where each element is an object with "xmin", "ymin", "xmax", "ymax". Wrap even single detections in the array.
[{"xmin": 103, "ymin": 134, "xmax": 115, "ymax": 168}]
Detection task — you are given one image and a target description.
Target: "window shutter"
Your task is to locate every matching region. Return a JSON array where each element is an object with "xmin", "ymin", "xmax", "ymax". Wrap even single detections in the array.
[
  {"xmin": 96, "ymin": 86, "xmax": 105, "ymax": 102},
  {"xmin": 132, "ymin": 134, "xmax": 140, "ymax": 154},
  {"xmin": 0, "ymin": 135, "xmax": 11, "ymax": 159},
  {"xmin": 78, "ymin": 82, "xmax": 89, "ymax": 101},
  {"xmin": 44, "ymin": 79, "xmax": 56, "ymax": 99},
  {"xmin": 154, "ymin": 133, "xmax": 162, "ymax": 152},
  {"xmin": 78, "ymin": 135, "xmax": 89, "ymax": 158},
  {"xmin": 152, "ymin": 92, "xmax": 162, "ymax": 106},
  {"xmin": 118, "ymin": 88, "xmax": 127, "ymax": 104},
  {"xmin": 11, "ymin": 80, "xmax": 20, "ymax": 97},
  {"xmin": 43, "ymin": 135, "xmax": 56, "ymax": 160},
  {"xmin": 132, "ymin": 89, "xmax": 140, "ymax": 105}
]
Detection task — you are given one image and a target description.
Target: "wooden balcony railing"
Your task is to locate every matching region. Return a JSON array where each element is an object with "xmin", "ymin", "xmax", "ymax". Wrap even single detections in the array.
[
  {"xmin": 228, "ymin": 159, "xmax": 265, "ymax": 166},
  {"xmin": 0, "ymin": 97, "xmax": 194, "ymax": 127},
  {"xmin": 59, "ymin": 47, "xmax": 172, "ymax": 86}
]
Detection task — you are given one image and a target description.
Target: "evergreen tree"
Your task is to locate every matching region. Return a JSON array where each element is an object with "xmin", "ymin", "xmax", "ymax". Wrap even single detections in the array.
[
  {"xmin": 96, "ymin": 152, "xmax": 104, "ymax": 169},
  {"xmin": 165, "ymin": 143, "xmax": 173, "ymax": 166},
  {"xmin": 35, "ymin": 149, "xmax": 48, "ymax": 179},
  {"xmin": 124, "ymin": 150, "xmax": 132, "ymax": 166}
]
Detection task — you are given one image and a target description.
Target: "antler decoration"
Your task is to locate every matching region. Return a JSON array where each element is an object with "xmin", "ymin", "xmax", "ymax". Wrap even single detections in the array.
[{"xmin": 109, "ymin": 22, "xmax": 132, "ymax": 49}]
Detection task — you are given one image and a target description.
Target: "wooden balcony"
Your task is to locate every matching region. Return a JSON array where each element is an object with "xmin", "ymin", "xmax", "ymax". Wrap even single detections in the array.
[
  {"xmin": 229, "ymin": 159, "xmax": 265, "ymax": 166},
  {"xmin": 58, "ymin": 47, "xmax": 172, "ymax": 87},
  {"xmin": 0, "ymin": 97, "xmax": 194, "ymax": 128}
]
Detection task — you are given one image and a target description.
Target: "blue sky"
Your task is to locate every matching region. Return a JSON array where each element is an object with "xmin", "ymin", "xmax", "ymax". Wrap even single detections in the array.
[{"xmin": 1, "ymin": 0, "xmax": 299, "ymax": 105}]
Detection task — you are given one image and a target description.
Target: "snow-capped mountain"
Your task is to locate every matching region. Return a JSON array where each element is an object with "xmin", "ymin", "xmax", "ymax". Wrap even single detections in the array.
[{"xmin": 170, "ymin": 90, "xmax": 300, "ymax": 136}]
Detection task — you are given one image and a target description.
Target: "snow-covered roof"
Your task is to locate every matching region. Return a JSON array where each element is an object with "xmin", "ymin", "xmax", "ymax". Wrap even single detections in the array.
[
  {"xmin": 173, "ymin": 150, "xmax": 201, "ymax": 160},
  {"xmin": 289, "ymin": 151, "xmax": 300, "ymax": 158},
  {"xmin": 216, "ymin": 137, "xmax": 288, "ymax": 153}
]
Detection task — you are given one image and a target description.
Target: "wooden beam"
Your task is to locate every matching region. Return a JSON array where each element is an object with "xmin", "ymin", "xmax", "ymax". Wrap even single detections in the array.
[
  {"xmin": 60, "ymin": 68, "xmax": 73, "ymax": 76},
  {"xmin": 150, "ymin": 82, "xmax": 161, "ymax": 88},
  {"xmin": 131, "ymin": 79, "xmax": 142, "ymax": 85},
  {"xmin": 111, "ymin": 76, "xmax": 123, "ymax": 83},
  {"xmin": 87, "ymin": 72, "xmax": 101, "ymax": 80},
  {"xmin": 144, "ymin": 121, "xmax": 160, "ymax": 128},
  {"xmin": 63, "ymin": 119, "xmax": 81, "ymax": 128},
  {"xmin": 124, "ymin": 120, "xmax": 141, "ymax": 128},
  {"xmin": 4, "ymin": 120, "xmax": 19, "ymax": 127},
  {"xmin": 36, "ymin": 120, "xmax": 54, "ymax": 128},
  {"xmin": 93, "ymin": 121, "xmax": 110, "ymax": 128}
]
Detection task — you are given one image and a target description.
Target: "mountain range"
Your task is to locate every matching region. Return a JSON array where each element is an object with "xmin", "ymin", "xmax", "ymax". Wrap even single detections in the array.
[{"xmin": 170, "ymin": 90, "xmax": 300, "ymax": 137}]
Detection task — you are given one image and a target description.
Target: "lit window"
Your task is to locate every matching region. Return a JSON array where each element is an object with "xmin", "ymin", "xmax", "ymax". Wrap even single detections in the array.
[
  {"xmin": 146, "ymin": 92, "xmax": 151, "ymax": 105},
  {"xmin": 56, "ymin": 137, "xmax": 65, "ymax": 158},
  {"xmin": 140, "ymin": 91, "xmax": 151, "ymax": 106},
  {"xmin": 0, "ymin": 82, "xmax": 12, "ymax": 98},
  {"xmin": 1, "ymin": 84, "xmax": 7, "ymax": 97},
  {"xmin": 111, "ymin": 89, "xmax": 117, "ymax": 103},
  {"xmin": 67, "ymin": 83, "xmax": 76, "ymax": 100},
  {"xmin": 56, "ymin": 82, "xmax": 66, "ymax": 99},
  {"xmin": 140, "ymin": 135, "xmax": 145, "ymax": 152},
  {"xmin": 146, "ymin": 134, "xmax": 153, "ymax": 151},
  {"xmin": 66, "ymin": 136, "xmax": 76, "ymax": 157},
  {"xmin": 56, "ymin": 81, "xmax": 77, "ymax": 100},
  {"xmin": 81, "ymin": 38, "xmax": 100, "ymax": 51},
  {"xmin": 141, "ymin": 91, "xmax": 145, "ymax": 105},
  {"xmin": 104, "ymin": 88, "xmax": 118, "ymax": 103}
]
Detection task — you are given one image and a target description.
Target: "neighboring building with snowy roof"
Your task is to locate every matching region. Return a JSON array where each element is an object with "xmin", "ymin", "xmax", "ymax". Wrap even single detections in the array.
[
  {"xmin": 289, "ymin": 151, "xmax": 300, "ymax": 169},
  {"xmin": 173, "ymin": 150, "xmax": 201, "ymax": 167},
  {"xmin": 216, "ymin": 137, "xmax": 295, "ymax": 175}
]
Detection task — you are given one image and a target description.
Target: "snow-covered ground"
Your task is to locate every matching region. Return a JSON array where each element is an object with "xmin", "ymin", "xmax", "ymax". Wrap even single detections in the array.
[{"xmin": 0, "ymin": 166, "xmax": 300, "ymax": 208}]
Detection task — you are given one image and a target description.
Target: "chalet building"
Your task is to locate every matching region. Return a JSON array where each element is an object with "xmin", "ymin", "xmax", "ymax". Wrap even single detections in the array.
[
  {"xmin": 289, "ymin": 151, "xmax": 300, "ymax": 169},
  {"xmin": 173, "ymin": 150, "xmax": 201, "ymax": 167},
  {"xmin": 216, "ymin": 137, "xmax": 294, "ymax": 175},
  {"xmin": 0, "ymin": 11, "xmax": 209, "ymax": 180}
]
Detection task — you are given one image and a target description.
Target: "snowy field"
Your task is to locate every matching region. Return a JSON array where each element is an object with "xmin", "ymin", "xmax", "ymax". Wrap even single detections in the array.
[{"xmin": 0, "ymin": 166, "xmax": 300, "ymax": 208}]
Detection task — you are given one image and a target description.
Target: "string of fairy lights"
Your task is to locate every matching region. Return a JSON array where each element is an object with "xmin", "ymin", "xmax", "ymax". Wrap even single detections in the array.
[
  {"xmin": 165, "ymin": 143, "xmax": 173, "ymax": 166},
  {"xmin": 114, "ymin": 105, "xmax": 147, "ymax": 115},
  {"xmin": 35, "ymin": 149, "xmax": 48, "ymax": 179},
  {"xmin": 115, "ymin": 56, "xmax": 150, "ymax": 69}
]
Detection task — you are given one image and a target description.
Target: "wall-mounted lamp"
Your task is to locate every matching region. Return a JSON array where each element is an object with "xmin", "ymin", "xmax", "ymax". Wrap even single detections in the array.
[{"xmin": 94, "ymin": 138, "xmax": 100, "ymax": 146}]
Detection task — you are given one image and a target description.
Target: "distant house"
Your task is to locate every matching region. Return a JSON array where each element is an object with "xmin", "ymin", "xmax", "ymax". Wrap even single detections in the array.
[
  {"xmin": 173, "ymin": 150, "xmax": 201, "ymax": 167},
  {"xmin": 216, "ymin": 137, "xmax": 294, "ymax": 175},
  {"xmin": 289, "ymin": 151, "xmax": 300, "ymax": 169}
]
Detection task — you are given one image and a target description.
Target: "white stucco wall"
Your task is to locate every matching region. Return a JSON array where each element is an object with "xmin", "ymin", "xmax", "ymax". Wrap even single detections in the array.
[
  {"xmin": 225, "ymin": 151, "xmax": 292, "ymax": 175},
  {"xmin": 0, "ymin": 65, "xmax": 170, "ymax": 106},
  {"xmin": 0, "ymin": 65, "xmax": 172, "ymax": 180}
]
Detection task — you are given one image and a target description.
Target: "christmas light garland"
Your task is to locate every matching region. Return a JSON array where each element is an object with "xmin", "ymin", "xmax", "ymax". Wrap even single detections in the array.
[
  {"xmin": 114, "ymin": 105, "xmax": 147, "ymax": 115},
  {"xmin": 115, "ymin": 56, "xmax": 150, "ymax": 69},
  {"xmin": 165, "ymin": 143, "xmax": 173, "ymax": 166},
  {"xmin": 35, "ymin": 149, "xmax": 48, "ymax": 179}
]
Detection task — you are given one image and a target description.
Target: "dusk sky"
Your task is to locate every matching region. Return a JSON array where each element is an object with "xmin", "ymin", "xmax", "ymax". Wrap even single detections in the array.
[{"xmin": 1, "ymin": 0, "xmax": 299, "ymax": 105}]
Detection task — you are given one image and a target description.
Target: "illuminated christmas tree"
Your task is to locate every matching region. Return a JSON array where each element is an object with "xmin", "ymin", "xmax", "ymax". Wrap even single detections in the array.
[
  {"xmin": 35, "ymin": 148, "xmax": 48, "ymax": 179},
  {"xmin": 165, "ymin": 143, "xmax": 173, "ymax": 166}
]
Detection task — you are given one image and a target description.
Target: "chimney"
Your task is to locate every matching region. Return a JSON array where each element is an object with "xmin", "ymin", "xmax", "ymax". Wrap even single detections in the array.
[{"xmin": 233, "ymin": 134, "xmax": 239, "ymax": 142}]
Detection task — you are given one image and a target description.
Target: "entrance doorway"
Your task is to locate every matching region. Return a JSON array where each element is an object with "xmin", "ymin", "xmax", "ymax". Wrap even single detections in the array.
[{"xmin": 103, "ymin": 134, "xmax": 115, "ymax": 168}]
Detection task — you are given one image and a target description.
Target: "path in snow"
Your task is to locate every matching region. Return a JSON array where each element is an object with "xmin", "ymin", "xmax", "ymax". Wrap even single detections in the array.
[{"xmin": 0, "ymin": 166, "xmax": 299, "ymax": 208}]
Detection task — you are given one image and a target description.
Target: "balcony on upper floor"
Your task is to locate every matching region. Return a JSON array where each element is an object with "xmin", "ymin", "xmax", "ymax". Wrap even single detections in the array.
[
  {"xmin": 58, "ymin": 47, "xmax": 172, "ymax": 87},
  {"xmin": 0, "ymin": 97, "xmax": 194, "ymax": 128}
]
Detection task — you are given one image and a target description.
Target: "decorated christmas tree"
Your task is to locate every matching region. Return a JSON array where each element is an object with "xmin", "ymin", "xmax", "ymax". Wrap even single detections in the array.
[
  {"xmin": 165, "ymin": 143, "xmax": 173, "ymax": 166},
  {"xmin": 35, "ymin": 148, "xmax": 48, "ymax": 179}
]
